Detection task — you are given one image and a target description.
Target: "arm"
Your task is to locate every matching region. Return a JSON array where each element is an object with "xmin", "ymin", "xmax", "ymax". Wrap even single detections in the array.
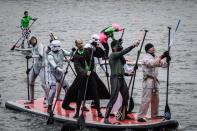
[
  {"xmin": 48, "ymin": 54, "xmax": 57, "ymax": 69},
  {"xmin": 143, "ymin": 55, "xmax": 167, "ymax": 68},
  {"xmin": 111, "ymin": 45, "xmax": 135, "ymax": 59},
  {"xmin": 93, "ymin": 47, "xmax": 105, "ymax": 58},
  {"xmin": 62, "ymin": 49, "xmax": 71, "ymax": 56}
]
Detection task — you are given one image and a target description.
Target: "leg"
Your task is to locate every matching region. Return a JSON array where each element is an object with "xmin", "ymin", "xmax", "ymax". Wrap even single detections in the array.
[
  {"xmin": 138, "ymin": 88, "xmax": 152, "ymax": 121},
  {"xmin": 47, "ymin": 72, "xmax": 57, "ymax": 113},
  {"xmin": 104, "ymin": 77, "xmax": 120, "ymax": 124},
  {"xmin": 73, "ymin": 90, "xmax": 82, "ymax": 119},
  {"xmin": 39, "ymin": 68, "xmax": 49, "ymax": 105},
  {"xmin": 90, "ymin": 78, "xmax": 103, "ymax": 118},
  {"xmin": 151, "ymin": 90, "xmax": 159, "ymax": 118},
  {"xmin": 25, "ymin": 68, "xmax": 37, "ymax": 104}
]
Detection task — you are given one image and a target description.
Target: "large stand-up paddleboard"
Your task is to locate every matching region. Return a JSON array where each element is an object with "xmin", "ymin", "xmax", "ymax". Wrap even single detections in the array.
[{"xmin": 5, "ymin": 98, "xmax": 178, "ymax": 131}]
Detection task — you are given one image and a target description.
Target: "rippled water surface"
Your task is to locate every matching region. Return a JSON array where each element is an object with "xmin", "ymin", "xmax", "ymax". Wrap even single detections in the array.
[{"xmin": 0, "ymin": 0, "xmax": 197, "ymax": 131}]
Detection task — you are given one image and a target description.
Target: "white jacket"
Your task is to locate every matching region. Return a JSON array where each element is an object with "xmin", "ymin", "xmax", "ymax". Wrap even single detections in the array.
[{"xmin": 142, "ymin": 53, "xmax": 167, "ymax": 89}]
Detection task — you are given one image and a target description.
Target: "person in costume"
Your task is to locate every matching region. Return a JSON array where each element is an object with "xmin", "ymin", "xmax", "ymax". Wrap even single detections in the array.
[
  {"xmin": 25, "ymin": 35, "xmax": 49, "ymax": 106},
  {"xmin": 99, "ymin": 23, "xmax": 124, "ymax": 58},
  {"xmin": 47, "ymin": 40, "xmax": 71, "ymax": 113},
  {"xmin": 104, "ymin": 39, "xmax": 139, "ymax": 124},
  {"xmin": 137, "ymin": 43, "xmax": 170, "ymax": 122},
  {"xmin": 20, "ymin": 11, "xmax": 37, "ymax": 48},
  {"xmin": 62, "ymin": 39, "xmax": 110, "ymax": 119}
]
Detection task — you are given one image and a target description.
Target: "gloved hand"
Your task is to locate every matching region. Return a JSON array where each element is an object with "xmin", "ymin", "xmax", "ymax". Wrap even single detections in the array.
[
  {"xmin": 166, "ymin": 55, "xmax": 171, "ymax": 63},
  {"xmin": 160, "ymin": 51, "xmax": 169, "ymax": 59},
  {"xmin": 25, "ymin": 55, "xmax": 32, "ymax": 59},
  {"xmin": 33, "ymin": 18, "xmax": 38, "ymax": 21},
  {"xmin": 118, "ymin": 38, "xmax": 123, "ymax": 42},
  {"xmin": 72, "ymin": 47, "xmax": 76, "ymax": 52},
  {"xmin": 87, "ymin": 71, "xmax": 91, "ymax": 76},
  {"xmin": 26, "ymin": 68, "xmax": 31, "ymax": 74},
  {"xmin": 134, "ymin": 65, "xmax": 138, "ymax": 70},
  {"xmin": 56, "ymin": 67, "xmax": 64, "ymax": 73},
  {"xmin": 90, "ymin": 41, "xmax": 97, "ymax": 47},
  {"xmin": 132, "ymin": 40, "xmax": 140, "ymax": 48}
]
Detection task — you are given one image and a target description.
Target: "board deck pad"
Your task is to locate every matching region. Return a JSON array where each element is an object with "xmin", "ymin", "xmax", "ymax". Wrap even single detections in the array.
[{"xmin": 5, "ymin": 98, "xmax": 178, "ymax": 130}]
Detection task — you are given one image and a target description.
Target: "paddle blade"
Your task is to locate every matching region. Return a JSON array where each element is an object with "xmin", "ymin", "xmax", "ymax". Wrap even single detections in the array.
[
  {"xmin": 164, "ymin": 104, "xmax": 171, "ymax": 120},
  {"xmin": 127, "ymin": 97, "xmax": 134, "ymax": 113},
  {"xmin": 77, "ymin": 114, "xmax": 85, "ymax": 130},
  {"xmin": 10, "ymin": 45, "xmax": 16, "ymax": 50},
  {"xmin": 47, "ymin": 113, "xmax": 54, "ymax": 125}
]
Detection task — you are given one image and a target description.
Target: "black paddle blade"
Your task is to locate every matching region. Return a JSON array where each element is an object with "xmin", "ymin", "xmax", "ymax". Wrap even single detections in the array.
[
  {"xmin": 127, "ymin": 97, "xmax": 134, "ymax": 113},
  {"xmin": 47, "ymin": 113, "xmax": 54, "ymax": 125},
  {"xmin": 77, "ymin": 114, "xmax": 85, "ymax": 130},
  {"xmin": 10, "ymin": 45, "xmax": 16, "ymax": 50},
  {"xmin": 164, "ymin": 104, "xmax": 171, "ymax": 120}
]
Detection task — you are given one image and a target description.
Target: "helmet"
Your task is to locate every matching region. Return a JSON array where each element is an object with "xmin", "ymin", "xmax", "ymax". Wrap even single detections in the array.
[
  {"xmin": 112, "ymin": 23, "xmax": 123, "ymax": 31},
  {"xmin": 89, "ymin": 34, "xmax": 99, "ymax": 47},
  {"xmin": 91, "ymin": 34, "xmax": 99, "ymax": 43},
  {"xmin": 50, "ymin": 40, "xmax": 61, "ymax": 52}
]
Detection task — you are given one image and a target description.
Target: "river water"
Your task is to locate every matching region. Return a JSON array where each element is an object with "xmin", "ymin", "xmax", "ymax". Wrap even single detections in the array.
[{"xmin": 0, "ymin": 0, "xmax": 197, "ymax": 131}]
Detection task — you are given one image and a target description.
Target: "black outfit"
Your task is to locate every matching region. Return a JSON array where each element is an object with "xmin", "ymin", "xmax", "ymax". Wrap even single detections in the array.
[
  {"xmin": 62, "ymin": 47, "xmax": 110, "ymax": 117},
  {"xmin": 105, "ymin": 45, "xmax": 135, "ymax": 120}
]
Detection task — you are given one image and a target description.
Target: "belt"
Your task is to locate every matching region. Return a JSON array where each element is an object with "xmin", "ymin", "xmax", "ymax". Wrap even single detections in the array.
[{"xmin": 143, "ymin": 75, "xmax": 159, "ymax": 83}]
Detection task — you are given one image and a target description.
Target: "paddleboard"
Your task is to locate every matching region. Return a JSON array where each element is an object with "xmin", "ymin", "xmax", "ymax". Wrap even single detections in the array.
[{"xmin": 5, "ymin": 98, "xmax": 179, "ymax": 130}]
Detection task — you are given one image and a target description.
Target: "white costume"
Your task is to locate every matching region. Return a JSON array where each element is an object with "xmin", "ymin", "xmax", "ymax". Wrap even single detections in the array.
[
  {"xmin": 28, "ymin": 38, "xmax": 48, "ymax": 103},
  {"xmin": 47, "ymin": 40, "xmax": 70, "ymax": 106},
  {"xmin": 138, "ymin": 53, "xmax": 167, "ymax": 118}
]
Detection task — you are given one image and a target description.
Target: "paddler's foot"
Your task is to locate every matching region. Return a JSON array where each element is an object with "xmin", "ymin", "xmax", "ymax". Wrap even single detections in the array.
[
  {"xmin": 47, "ymin": 105, "xmax": 52, "ymax": 114},
  {"xmin": 63, "ymin": 105, "xmax": 75, "ymax": 111},
  {"xmin": 97, "ymin": 112, "xmax": 104, "ymax": 118},
  {"xmin": 137, "ymin": 118, "xmax": 147, "ymax": 122},
  {"xmin": 81, "ymin": 106, "xmax": 89, "ymax": 112},
  {"xmin": 73, "ymin": 113, "xmax": 79, "ymax": 119},
  {"xmin": 24, "ymin": 100, "xmax": 33, "ymax": 104},
  {"xmin": 104, "ymin": 118, "xmax": 111, "ymax": 124}
]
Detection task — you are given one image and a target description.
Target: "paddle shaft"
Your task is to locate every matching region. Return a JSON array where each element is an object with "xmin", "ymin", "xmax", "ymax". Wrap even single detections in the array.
[
  {"xmin": 64, "ymin": 56, "xmax": 77, "ymax": 77},
  {"xmin": 128, "ymin": 30, "xmax": 148, "ymax": 90},
  {"xmin": 78, "ymin": 47, "xmax": 94, "ymax": 129},
  {"xmin": 166, "ymin": 20, "xmax": 181, "ymax": 104},
  {"xmin": 127, "ymin": 30, "xmax": 148, "ymax": 112},
  {"xmin": 51, "ymin": 50, "xmax": 75, "ymax": 113},
  {"xmin": 104, "ymin": 55, "xmax": 111, "ymax": 94},
  {"xmin": 11, "ymin": 20, "xmax": 37, "ymax": 50},
  {"xmin": 166, "ymin": 27, "xmax": 171, "ymax": 104},
  {"xmin": 26, "ymin": 57, "xmax": 30, "ymax": 100}
]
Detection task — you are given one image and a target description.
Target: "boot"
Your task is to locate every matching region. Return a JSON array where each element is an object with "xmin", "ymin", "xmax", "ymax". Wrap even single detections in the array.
[{"xmin": 47, "ymin": 105, "xmax": 52, "ymax": 114}]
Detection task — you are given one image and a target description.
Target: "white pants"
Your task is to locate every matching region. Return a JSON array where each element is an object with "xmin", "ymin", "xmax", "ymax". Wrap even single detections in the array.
[
  {"xmin": 48, "ymin": 70, "xmax": 69, "ymax": 105},
  {"xmin": 29, "ymin": 67, "xmax": 49, "ymax": 101},
  {"xmin": 138, "ymin": 88, "xmax": 159, "ymax": 118}
]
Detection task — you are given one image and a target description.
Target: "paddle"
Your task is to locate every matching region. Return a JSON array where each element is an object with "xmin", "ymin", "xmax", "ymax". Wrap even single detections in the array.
[
  {"xmin": 127, "ymin": 30, "xmax": 148, "ymax": 113},
  {"xmin": 164, "ymin": 20, "xmax": 181, "ymax": 120},
  {"xmin": 47, "ymin": 48, "xmax": 76, "ymax": 125},
  {"xmin": 25, "ymin": 55, "xmax": 31, "ymax": 100},
  {"xmin": 11, "ymin": 19, "xmax": 37, "ymax": 50},
  {"xmin": 77, "ymin": 47, "xmax": 94, "ymax": 130}
]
